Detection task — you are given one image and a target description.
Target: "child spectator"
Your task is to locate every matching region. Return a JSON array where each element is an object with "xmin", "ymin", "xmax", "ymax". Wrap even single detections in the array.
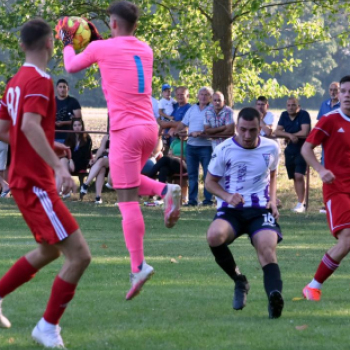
[{"xmin": 158, "ymin": 84, "xmax": 176, "ymax": 121}]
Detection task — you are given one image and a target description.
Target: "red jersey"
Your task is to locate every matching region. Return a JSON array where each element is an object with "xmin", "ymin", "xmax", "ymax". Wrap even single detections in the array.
[
  {"xmin": 306, "ymin": 108, "xmax": 350, "ymax": 200},
  {"xmin": 0, "ymin": 63, "xmax": 56, "ymax": 189}
]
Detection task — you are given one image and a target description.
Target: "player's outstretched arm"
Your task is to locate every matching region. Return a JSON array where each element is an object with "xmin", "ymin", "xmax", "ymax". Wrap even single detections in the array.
[
  {"xmin": 0, "ymin": 120, "xmax": 10, "ymax": 144},
  {"xmin": 205, "ymin": 172, "xmax": 244, "ymax": 207},
  {"xmin": 301, "ymin": 141, "xmax": 335, "ymax": 184},
  {"xmin": 21, "ymin": 112, "xmax": 75, "ymax": 194}
]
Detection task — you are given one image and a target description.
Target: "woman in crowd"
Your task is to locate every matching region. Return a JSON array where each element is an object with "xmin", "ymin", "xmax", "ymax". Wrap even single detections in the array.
[{"xmin": 80, "ymin": 134, "xmax": 109, "ymax": 204}]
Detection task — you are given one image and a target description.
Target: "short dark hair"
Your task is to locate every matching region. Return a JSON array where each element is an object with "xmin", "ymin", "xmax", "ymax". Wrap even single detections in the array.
[
  {"xmin": 257, "ymin": 96, "xmax": 268, "ymax": 104},
  {"xmin": 56, "ymin": 79, "xmax": 69, "ymax": 87},
  {"xmin": 237, "ymin": 107, "xmax": 261, "ymax": 122},
  {"xmin": 108, "ymin": 1, "xmax": 139, "ymax": 32},
  {"xmin": 20, "ymin": 18, "xmax": 52, "ymax": 51},
  {"xmin": 340, "ymin": 76, "xmax": 350, "ymax": 86}
]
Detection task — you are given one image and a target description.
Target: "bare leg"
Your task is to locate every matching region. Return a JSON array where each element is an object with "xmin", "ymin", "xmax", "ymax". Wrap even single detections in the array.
[{"xmin": 294, "ymin": 173, "xmax": 305, "ymax": 203}]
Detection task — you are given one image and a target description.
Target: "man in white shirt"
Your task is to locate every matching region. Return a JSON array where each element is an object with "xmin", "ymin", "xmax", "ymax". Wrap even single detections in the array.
[
  {"xmin": 255, "ymin": 96, "xmax": 275, "ymax": 138},
  {"xmin": 205, "ymin": 107, "xmax": 284, "ymax": 319}
]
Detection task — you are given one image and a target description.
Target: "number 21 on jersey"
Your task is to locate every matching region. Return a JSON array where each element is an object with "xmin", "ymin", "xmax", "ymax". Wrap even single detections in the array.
[{"xmin": 7, "ymin": 86, "xmax": 20, "ymax": 125}]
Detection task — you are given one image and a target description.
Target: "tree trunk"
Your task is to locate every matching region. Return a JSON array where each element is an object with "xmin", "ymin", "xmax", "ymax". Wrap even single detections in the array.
[{"xmin": 212, "ymin": 0, "xmax": 233, "ymax": 107}]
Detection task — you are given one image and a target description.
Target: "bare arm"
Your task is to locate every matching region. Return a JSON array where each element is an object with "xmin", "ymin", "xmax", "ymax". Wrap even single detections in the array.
[
  {"xmin": 73, "ymin": 109, "xmax": 82, "ymax": 119},
  {"xmin": 205, "ymin": 172, "xmax": 244, "ymax": 207},
  {"xmin": 158, "ymin": 109, "xmax": 174, "ymax": 120},
  {"xmin": 0, "ymin": 120, "xmax": 10, "ymax": 144},
  {"xmin": 204, "ymin": 123, "xmax": 234, "ymax": 135},
  {"xmin": 301, "ymin": 141, "xmax": 335, "ymax": 184},
  {"xmin": 21, "ymin": 113, "xmax": 75, "ymax": 194},
  {"xmin": 260, "ymin": 119, "xmax": 272, "ymax": 137},
  {"xmin": 293, "ymin": 124, "xmax": 310, "ymax": 138}
]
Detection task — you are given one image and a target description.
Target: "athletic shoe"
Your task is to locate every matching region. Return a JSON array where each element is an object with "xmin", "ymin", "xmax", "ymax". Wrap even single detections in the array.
[
  {"xmin": 0, "ymin": 307, "xmax": 11, "ymax": 328},
  {"xmin": 80, "ymin": 184, "xmax": 88, "ymax": 200},
  {"xmin": 105, "ymin": 182, "xmax": 113, "ymax": 190},
  {"xmin": 126, "ymin": 262, "xmax": 154, "ymax": 300},
  {"xmin": 303, "ymin": 285, "xmax": 321, "ymax": 301},
  {"xmin": 62, "ymin": 192, "xmax": 71, "ymax": 200},
  {"xmin": 32, "ymin": 323, "xmax": 65, "ymax": 348},
  {"xmin": 163, "ymin": 184, "xmax": 181, "ymax": 228},
  {"xmin": 0, "ymin": 189, "xmax": 10, "ymax": 198},
  {"xmin": 319, "ymin": 206, "xmax": 327, "ymax": 214},
  {"xmin": 268, "ymin": 290, "xmax": 284, "ymax": 319},
  {"xmin": 292, "ymin": 202, "xmax": 305, "ymax": 213},
  {"xmin": 233, "ymin": 274, "xmax": 250, "ymax": 310},
  {"xmin": 95, "ymin": 197, "xmax": 103, "ymax": 204}
]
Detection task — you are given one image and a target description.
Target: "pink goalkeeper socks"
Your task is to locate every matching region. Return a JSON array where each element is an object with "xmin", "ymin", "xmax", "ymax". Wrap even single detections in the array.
[
  {"xmin": 138, "ymin": 175, "xmax": 166, "ymax": 197},
  {"xmin": 118, "ymin": 202, "xmax": 145, "ymax": 273}
]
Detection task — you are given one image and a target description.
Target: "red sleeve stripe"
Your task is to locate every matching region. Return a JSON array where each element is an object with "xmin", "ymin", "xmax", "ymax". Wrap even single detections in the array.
[
  {"xmin": 314, "ymin": 127, "xmax": 330, "ymax": 137},
  {"xmin": 25, "ymin": 94, "xmax": 49, "ymax": 101}
]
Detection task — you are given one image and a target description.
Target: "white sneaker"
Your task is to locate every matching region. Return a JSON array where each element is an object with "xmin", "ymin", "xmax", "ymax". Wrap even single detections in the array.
[
  {"xmin": 163, "ymin": 184, "xmax": 181, "ymax": 228},
  {"xmin": 95, "ymin": 198, "xmax": 103, "ymax": 204},
  {"xmin": 105, "ymin": 182, "xmax": 113, "ymax": 190},
  {"xmin": 0, "ymin": 303, "xmax": 11, "ymax": 328},
  {"xmin": 32, "ymin": 323, "xmax": 65, "ymax": 348},
  {"xmin": 126, "ymin": 262, "xmax": 154, "ymax": 300},
  {"xmin": 292, "ymin": 202, "xmax": 305, "ymax": 213},
  {"xmin": 62, "ymin": 192, "xmax": 71, "ymax": 200}
]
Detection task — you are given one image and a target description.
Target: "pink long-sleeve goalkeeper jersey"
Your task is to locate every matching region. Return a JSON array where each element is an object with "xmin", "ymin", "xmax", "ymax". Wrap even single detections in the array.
[{"xmin": 63, "ymin": 36, "xmax": 155, "ymax": 131}]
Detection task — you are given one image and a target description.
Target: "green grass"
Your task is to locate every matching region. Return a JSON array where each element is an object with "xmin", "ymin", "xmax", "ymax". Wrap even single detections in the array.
[{"xmin": 0, "ymin": 191, "xmax": 349, "ymax": 350}]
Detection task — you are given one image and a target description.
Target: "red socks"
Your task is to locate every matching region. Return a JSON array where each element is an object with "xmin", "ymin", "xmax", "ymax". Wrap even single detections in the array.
[
  {"xmin": 314, "ymin": 253, "xmax": 339, "ymax": 284},
  {"xmin": 118, "ymin": 202, "xmax": 145, "ymax": 273},
  {"xmin": 0, "ymin": 256, "xmax": 38, "ymax": 298},
  {"xmin": 43, "ymin": 276, "xmax": 76, "ymax": 325}
]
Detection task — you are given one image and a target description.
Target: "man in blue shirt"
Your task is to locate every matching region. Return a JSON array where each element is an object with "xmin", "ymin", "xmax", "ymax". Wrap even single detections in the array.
[
  {"xmin": 317, "ymin": 82, "xmax": 340, "ymax": 120},
  {"xmin": 275, "ymin": 97, "xmax": 311, "ymax": 213}
]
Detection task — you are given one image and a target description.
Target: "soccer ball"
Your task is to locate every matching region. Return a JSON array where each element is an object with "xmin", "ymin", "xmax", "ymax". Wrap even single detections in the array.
[{"xmin": 67, "ymin": 16, "xmax": 91, "ymax": 51}]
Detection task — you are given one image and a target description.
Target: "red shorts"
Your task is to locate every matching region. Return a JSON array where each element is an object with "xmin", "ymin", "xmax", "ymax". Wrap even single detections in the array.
[
  {"xmin": 109, "ymin": 124, "xmax": 158, "ymax": 189},
  {"xmin": 325, "ymin": 193, "xmax": 350, "ymax": 237},
  {"xmin": 11, "ymin": 185, "xmax": 79, "ymax": 245}
]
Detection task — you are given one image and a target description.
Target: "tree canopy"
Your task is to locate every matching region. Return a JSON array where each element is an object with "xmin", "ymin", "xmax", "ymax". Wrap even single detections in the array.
[{"xmin": 0, "ymin": 0, "xmax": 350, "ymax": 106}]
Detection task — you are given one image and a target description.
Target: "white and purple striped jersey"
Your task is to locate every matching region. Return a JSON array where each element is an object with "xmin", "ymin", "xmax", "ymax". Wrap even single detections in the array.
[{"xmin": 208, "ymin": 136, "xmax": 279, "ymax": 209}]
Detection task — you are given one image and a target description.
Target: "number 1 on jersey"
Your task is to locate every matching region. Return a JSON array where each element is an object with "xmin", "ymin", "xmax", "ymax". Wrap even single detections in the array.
[{"xmin": 134, "ymin": 55, "xmax": 145, "ymax": 93}]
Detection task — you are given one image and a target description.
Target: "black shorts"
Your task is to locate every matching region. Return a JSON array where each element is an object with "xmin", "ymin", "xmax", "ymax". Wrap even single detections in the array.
[
  {"xmin": 213, "ymin": 207, "xmax": 283, "ymax": 244},
  {"xmin": 285, "ymin": 151, "xmax": 307, "ymax": 179}
]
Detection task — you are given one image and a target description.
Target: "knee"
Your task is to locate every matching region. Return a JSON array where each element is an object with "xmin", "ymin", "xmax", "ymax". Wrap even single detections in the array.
[
  {"xmin": 207, "ymin": 229, "xmax": 227, "ymax": 247},
  {"xmin": 294, "ymin": 173, "xmax": 304, "ymax": 182}
]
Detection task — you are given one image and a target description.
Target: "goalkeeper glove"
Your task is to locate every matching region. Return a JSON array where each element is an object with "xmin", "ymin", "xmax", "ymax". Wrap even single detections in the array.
[
  {"xmin": 87, "ymin": 20, "xmax": 103, "ymax": 42},
  {"xmin": 55, "ymin": 17, "xmax": 80, "ymax": 47}
]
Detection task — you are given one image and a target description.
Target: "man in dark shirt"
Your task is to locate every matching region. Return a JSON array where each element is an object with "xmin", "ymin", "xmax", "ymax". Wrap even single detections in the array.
[
  {"xmin": 55, "ymin": 79, "xmax": 82, "ymax": 143},
  {"xmin": 275, "ymin": 96, "xmax": 311, "ymax": 213}
]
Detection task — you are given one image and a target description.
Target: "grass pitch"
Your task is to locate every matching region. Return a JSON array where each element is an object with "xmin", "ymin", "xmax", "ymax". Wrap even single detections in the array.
[{"xmin": 0, "ymin": 195, "xmax": 350, "ymax": 350}]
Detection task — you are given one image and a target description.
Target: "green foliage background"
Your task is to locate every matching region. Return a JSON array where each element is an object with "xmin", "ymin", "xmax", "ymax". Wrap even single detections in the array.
[{"xmin": 0, "ymin": 0, "xmax": 349, "ymax": 107}]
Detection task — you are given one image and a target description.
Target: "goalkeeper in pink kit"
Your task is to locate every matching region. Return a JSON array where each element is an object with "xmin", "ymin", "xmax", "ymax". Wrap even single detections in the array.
[{"xmin": 57, "ymin": 1, "xmax": 181, "ymax": 300}]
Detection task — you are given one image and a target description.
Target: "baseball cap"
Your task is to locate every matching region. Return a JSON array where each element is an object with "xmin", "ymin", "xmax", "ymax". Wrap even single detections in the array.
[{"xmin": 162, "ymin": 84, "xmax": 171, "ymax": 91}]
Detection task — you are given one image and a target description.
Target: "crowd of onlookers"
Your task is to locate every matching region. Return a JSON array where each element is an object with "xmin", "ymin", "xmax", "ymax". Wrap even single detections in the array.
[{"xmin": 0, "ymin": 79, "xmax": 341, "ymax": 211}]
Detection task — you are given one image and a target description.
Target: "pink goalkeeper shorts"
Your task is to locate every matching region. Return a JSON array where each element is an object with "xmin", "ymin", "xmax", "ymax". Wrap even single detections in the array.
[{"xmin": 109, "ymin": 124, "xmax": 158, "ymax": 189}]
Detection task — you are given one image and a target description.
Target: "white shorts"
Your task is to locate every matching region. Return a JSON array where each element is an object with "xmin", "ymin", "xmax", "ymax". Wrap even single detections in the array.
[{"xmin": 0, "ymin": 142, "xmax": 8, "ymax": 171}]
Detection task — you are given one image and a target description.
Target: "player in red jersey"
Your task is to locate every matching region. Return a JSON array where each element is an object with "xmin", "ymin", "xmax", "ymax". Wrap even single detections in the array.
[
  {"xmin": 301, "ymin": 75, "xmax": 350, "ymax": 301},
  {"xmin": 0, "ymin": 19, "xmax": 91, "ymax": 348}
]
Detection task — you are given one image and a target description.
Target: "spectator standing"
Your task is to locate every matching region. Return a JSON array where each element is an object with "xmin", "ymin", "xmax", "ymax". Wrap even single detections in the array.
[
  {"xmin": 204, "ymin": 91, "xmax": 235, "ymax": 150},
  {"xmin": 55, "ymin": 79, "xmax": 82, "ymax": 143},
  {"xmin": 175, "ymin": 86, "xmax": 214, "ymax": 206},
  {"xmin": 255, "ymin": 96, "xmax": 276, "ymax": 138},
  {"xmin": 275, "ymin": 97, "xmax": 311, "ymax": 213},
  {"xmin": 317, "ymin": 82, "xmax": 340, "ymax": 120}
]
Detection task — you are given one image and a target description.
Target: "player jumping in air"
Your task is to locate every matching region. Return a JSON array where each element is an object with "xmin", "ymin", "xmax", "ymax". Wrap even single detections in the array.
[
  {"xmin": 302, "ymin": 76, "xmax": 350, "ymax": 301},
  {"xmin": 205, "ymin": 107, "xmax": 284, "ymax": 318},
  {"xmin": 57, "ymin": 1, "xmax": 181, "ymax": 300},
  {"xmin": 0, "ymin": 19, "xmax": 91, "ymax": 348}
]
